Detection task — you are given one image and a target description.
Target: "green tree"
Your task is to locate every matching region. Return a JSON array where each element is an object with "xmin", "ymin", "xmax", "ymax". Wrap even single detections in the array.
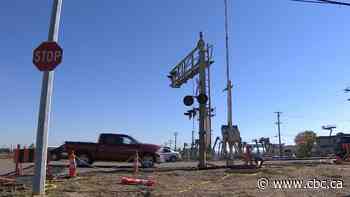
[{"xmin": 294, "ymin": 130, "xmax": 317, "ymax": 158}]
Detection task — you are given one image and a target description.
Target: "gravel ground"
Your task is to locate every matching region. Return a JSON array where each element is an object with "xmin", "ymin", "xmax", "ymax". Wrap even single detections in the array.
[{"xmin": 1, "ymin": 158, "xmax": 350, "ymax": 197}]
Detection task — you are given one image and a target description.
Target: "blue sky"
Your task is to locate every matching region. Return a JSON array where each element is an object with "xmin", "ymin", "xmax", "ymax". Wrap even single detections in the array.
[{"xmin": 1, "ymin": 0, "xmax": 350, "ymax": 148}]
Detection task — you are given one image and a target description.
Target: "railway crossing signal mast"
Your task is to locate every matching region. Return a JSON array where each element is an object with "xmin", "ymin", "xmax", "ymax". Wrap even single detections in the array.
[{"xmin": 168, "ymin": 32, "xmax": 214, "ymax": 168}]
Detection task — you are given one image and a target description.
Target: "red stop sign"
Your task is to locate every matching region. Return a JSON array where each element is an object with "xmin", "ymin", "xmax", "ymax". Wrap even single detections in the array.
[{"xmin": 33, "ymin": 41, "xmax": 63, "ymax": 71}]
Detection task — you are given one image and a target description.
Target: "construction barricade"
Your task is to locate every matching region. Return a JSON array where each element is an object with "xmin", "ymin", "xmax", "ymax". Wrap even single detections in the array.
[
  {"xmin": 10, "ymin": 144, "xmax": 53, "ymax": 179},
  {"xmin": 13, "ymin": 145, "xmax": 35, "ymax": 176}
]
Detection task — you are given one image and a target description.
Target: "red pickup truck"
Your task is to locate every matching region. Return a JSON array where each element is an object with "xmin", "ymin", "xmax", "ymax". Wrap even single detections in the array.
[{"xmin": 51, "ymin": 133, "xmax": 161, "ymax": 168}]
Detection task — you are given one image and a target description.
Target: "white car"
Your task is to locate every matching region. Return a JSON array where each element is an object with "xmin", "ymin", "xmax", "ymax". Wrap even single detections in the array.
[{"xmin": 157, "ymin": 147, "xmax": 181, "ymax": 162}]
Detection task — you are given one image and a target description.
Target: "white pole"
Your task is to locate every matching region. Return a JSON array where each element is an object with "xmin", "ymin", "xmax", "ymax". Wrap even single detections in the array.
[
  {"xmin": 32, "ymin": 0, "xmax": 62, "ymax": 195},
  {"xmin": 224, "ymin": 0, "xmax": 233, "ymax": 127}
]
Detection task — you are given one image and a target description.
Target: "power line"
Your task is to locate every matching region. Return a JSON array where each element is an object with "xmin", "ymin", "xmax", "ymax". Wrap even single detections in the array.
[{"xmin": 291, "ymin": 0, "xmax": 350, "ymax": 6}]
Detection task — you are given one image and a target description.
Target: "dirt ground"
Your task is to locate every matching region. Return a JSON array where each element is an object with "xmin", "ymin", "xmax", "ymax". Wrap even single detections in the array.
[{"xmin": 1, "ymin": 159, "xmax": 350, "ymax": 197}]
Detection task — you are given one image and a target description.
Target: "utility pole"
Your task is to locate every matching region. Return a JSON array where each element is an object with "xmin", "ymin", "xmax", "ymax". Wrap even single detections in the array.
[
  {"xmin": 221, "ymin": 0, "xmax": 239, "ymax": 164},
  {"xmin": 275, "ymin": 112, "xmax": 282, "ymax": 157},
  {"xmin": 33, "ymin": 0, "xmax": 62, "ymax": 195},
  {"xmin": 174, "ymin": 132, "xmax": 178, "ymax": 151}
]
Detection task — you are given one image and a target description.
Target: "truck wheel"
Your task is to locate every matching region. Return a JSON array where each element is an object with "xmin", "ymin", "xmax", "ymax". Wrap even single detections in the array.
[
  {"xmin": 141, "ymin": 154, "xmax": 154, "ymax": 168},
  {"xmin": 77, "ymin": 154, "xmax": 93, "ymax": 167}
]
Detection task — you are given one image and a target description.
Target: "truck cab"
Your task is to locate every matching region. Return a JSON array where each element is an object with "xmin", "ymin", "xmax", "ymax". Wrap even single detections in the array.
[{"xmin": 96, "ymin": 134, "xmax": 142, "ymax": 161}]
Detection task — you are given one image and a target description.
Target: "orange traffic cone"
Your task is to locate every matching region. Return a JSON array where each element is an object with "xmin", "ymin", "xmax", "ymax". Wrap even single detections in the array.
[
  {"xmin": 68, "ymin": 150, "xmax": 77, "ymax": 178},
  {"xmin": 134, "ymin": 151, "xmax": 139, "ymax": 175}
]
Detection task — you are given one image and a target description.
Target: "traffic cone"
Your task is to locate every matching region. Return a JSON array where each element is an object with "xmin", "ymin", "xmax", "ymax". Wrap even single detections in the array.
[
  {"xmin": 68, "ymin": 150, "xmax": 77, "ymax": 178},
  {"xmin": 134, "ymin": 151, "xmax": 139, "ymax": 175}
]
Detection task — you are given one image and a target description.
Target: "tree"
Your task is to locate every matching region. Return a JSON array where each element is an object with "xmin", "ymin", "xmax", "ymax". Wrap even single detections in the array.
[{"xmin": 294, "ymin": 130, "xmax": 317, "ymax": 158}]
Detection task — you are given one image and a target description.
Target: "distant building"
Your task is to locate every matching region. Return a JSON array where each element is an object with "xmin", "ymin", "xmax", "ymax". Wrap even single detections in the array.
[
  {"xmin": 284, "ymin": 145, "xmax": 297, "ymax": 156},
  {"xmin": 312, "ymin": 132, "xmax": 350, "ymax": 157},
  {"xmin": 269, "ymin": 144, "xmax": 284, "ymax": 156},
  {"xmin": 312, "ymin": 136, "xmax": 338, "ymax": 156},
  {"xmin": 259, "ymin": 143, "xmax": 296, "ymax": 157}
]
